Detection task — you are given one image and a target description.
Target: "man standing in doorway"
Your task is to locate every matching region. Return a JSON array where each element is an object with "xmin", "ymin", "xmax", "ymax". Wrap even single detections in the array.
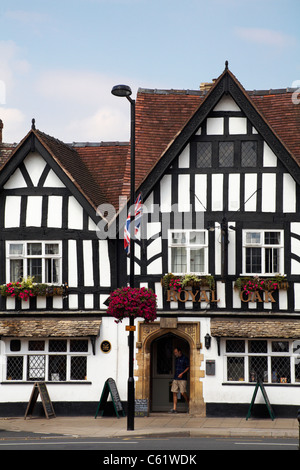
[{"xmin": 169, "ymin": 347, "xmax": 189, "ymax": 413}]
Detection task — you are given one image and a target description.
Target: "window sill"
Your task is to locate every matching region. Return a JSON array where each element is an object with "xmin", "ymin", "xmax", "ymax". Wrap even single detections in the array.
[
  {"xmin": 222, "ymin": 382, "xmax": 300, "ymax": 387},
  {"xmin": 1, "ymin": 381, "xmax": 92, "ymax": 385}
]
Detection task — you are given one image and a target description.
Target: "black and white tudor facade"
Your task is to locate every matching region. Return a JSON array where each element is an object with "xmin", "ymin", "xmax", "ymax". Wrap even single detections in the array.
[{"xmin": 0, "ymin": 66, "xmax": 300, "ymax": 417}]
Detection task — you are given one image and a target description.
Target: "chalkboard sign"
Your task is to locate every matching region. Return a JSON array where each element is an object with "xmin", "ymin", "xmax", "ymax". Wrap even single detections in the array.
[
  {"xmin": 25, "ymin": 382, "xmax": 56, "ymax": 419},
  {"xmin": 246, "ymin": 381, "xmax": 275, "ymax": 421},
  {"xmin": 135, "ymin": 399, "xmax": 148, "ymax": 417},
  {"xmin": 95, "ymin": 378, "xmax": 125, "ymax": 419}
]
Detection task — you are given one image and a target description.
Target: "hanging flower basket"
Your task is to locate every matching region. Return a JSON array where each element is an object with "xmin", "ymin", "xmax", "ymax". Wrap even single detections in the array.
[
  {"xmin": 107, "ymin": 286, "xmax": 157, "ymax": 324},
  {"xmin": 0, "ymin": 276, "xmax": 68, "ymax": 301},
  {"xmin": 234, "ymin": 275, "xmax": 289, "ymax": 293}
]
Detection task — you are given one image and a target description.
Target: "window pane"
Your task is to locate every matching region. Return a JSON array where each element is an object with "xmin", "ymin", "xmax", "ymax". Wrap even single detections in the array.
[
  {"xmin": 27, "ymin": 258, "xmax": 42, "ymax": 282},
  {"xmin": 226, "ymin": 340, "xmax": 245, "ymax": 353},
  {"xmin": 249, "ymin": 356, "xmax": 268, "ymax": 382},
  {"xmin": 45, "ymin": 244, "xmax": 59, "ymax": 255},
  {"xmin": 271, "ymin": 357, "xmax": 290, "ymax": 383},
  {"xmin": 272, "ymin": 341, "xmax": 289, "ymax": 353},
  {"xmin": 241, "ymin": 141, "xmax": 257, "ymax": 167},
  {"xmin": 45, "ymin": 259, "xmax": 60, "ymax": 283},
  {"xmin": 171, "ymin": 247, "xmax": 187, "ymax": 273},
  {"xmin": 7, "ymin": 356, "xmax": 23, "ymax": 380},
  {"xmin": 265, "ymin": 232, "xmax": 281, "ymax": 245},
  {"xmin": 10, "ymin": 259, "xmax": 23, "ymax": 282},
  {"xmin": 10, "ymin": 340, "xmax": 21, "ymax": 352},
  {"xmin": 190, "ymin": 248, "xmax": 205, "ymax": 272},
  {"xmin": 227, "ymin": 357, "xmax": 244, "ymax": 381},
  {"xmin": 9, "ymin": 244, "xmax": 23, "ymax": 255},
  {"xmin": 171, "ymin": 232, "xmax": 186, "ymax": 244},
  {"xmin": 196, "ymin": 142, "xmax": 212, "ymax": 168},
  {"xmin": 295, "ymin": 360, "xmax": 300, "ymax": 382},
  {"xmin": 29, "ymin": 341, "xmax": 45, "ymax": 351},
  {"xmin": 246, "ymin": 232, "xmax": 261, "ymax": 245},
  {"xmin": 27, "ymin": 355, "xmax": 45, "ymax": 380},
  {"xmin": 190, "ymin": 231, "xmax": 205, "ymax": 245},
  {"xmin": 49, "ymin": 355, "xmax": 66, "ymax": 381},
  {"xmin": 249, "ymin": 340, "xmax": 267, "ymax": 354},
  {"xmin": 265, "ymin": 248, "xmax": 279, "ymax": 273},
  {"xmin": 219, "ymin": 142, "xmax": 234, "ymax": 167},
  {"xmin": 27, "ymin": 243, "xmax": 42, "ymax": 256},
  {"xmin": 71, "ymin": 356, "xmax": 87, "ymax": 380},
  {"xmin": 49, "ymin": 340, "xmax": 67, "ymax": 352},
  {"xmin": 246, "ymin": 247, "xmax": 261, "ymax": 273},
  {"xmin": 70, "ymin": 340, "xmax": 88, "ymax": 353}
]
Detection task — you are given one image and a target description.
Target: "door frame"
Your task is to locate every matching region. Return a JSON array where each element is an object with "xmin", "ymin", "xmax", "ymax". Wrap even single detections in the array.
[{"xmin": 135, "ymin": 320, "xmax": 206, "ymax": 415}]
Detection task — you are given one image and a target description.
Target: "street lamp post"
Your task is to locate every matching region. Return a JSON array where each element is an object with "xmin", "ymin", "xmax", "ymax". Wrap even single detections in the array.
[{"xmin": 111, "ymin": 84, "xmax": 135, "ymax": 431}]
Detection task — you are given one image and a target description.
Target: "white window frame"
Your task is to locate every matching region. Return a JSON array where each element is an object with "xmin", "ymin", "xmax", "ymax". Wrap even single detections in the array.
[
  {"xmin": 223, "ymin": 338, "xmax": 300, "ymax": 384},
  {"xmin": 6, "ymin": 241, "xmax": 62, "ymax": 284},
  {"xmin": 168, "ymin": 229, "xmax": 209, "ymax": 275},
  {"xmin": 242, "ymin": 229, "xmax": 284, "ymax": 276},
  {"xmin": 4, "ymin": 338, "xmax": 90, "ymax": 382}
]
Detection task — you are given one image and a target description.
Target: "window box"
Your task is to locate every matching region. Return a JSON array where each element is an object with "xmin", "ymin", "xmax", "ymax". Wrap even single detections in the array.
[
  {"xmin": 234, "ymin": 275, "xmax": 289, "ymax": 293},
  {"xmin": 161, "ymin": 273, "xmax": 215, "ymax": 292},
  {"xmin": 0, "ymin": 276, "xmax": 68, "ymax": 301}
]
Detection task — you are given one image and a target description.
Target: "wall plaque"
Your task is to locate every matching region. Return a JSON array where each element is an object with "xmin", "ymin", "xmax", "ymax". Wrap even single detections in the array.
[{"xmin": 100, "ymin": 340, "xmax": 111, "ymax": 353}]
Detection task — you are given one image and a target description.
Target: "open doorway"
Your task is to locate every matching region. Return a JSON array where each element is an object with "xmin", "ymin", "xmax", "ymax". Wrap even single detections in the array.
[{"xmin": 151, "ymin": 333, "xmax": 190, "ymax": 412}]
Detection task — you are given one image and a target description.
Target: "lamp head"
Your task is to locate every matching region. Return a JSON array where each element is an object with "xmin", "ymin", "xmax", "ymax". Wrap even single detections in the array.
[{"xmin": 111, "ymin": 84, "xmax": 132, "ymax": 98}]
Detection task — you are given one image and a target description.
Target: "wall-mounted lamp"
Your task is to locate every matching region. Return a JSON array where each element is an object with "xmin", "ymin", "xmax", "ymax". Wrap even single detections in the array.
[{"xmin": 205, "ymin": 333, "xmax": 211, "ymax": 349}]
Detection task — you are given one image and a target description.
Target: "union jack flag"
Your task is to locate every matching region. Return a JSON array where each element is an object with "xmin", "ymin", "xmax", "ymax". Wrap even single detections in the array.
[{"xmin": 124, "ymin": 193, "xmax": 143, "ymax": 255}]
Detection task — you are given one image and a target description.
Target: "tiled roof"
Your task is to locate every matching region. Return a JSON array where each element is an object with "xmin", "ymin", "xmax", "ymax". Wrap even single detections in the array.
[
  {"xmin": 0, "ymin": 318, "xmax": 102, "ymax": 337},
  {"xmin": 35, "ymin": 130, "xmax": 107, "ymax": 211},
  {"xmin": 250, "ymin": 91, "xmax": 300, "ymax": 164},
  {"xmin": 74, "ymin": 142, "xmax": 130, "ymax": 211}
]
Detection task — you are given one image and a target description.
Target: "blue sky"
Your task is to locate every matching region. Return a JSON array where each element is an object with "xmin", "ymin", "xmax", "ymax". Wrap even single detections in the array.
[{"xmin": 0, "ymin": 0, "xmax": 299, "ymax": 143}]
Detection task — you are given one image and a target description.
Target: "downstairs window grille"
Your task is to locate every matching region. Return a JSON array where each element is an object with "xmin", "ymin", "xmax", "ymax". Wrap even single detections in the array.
[
  {"xmin": 224, "ymin": 339, "xmax": 300, "ymax": 384},
  {"xmin": 5, "ymin": 338, "xmax": 89, "ymax": 382}
]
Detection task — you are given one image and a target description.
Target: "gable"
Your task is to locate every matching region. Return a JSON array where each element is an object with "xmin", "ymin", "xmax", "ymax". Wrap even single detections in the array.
[
  {"xmin": 0, "ymin": 130, "xmax": 108, "ymax": 226},
  {"xmin": 137, "ymin": 68, "xmax": 300, "ymax": 202}
]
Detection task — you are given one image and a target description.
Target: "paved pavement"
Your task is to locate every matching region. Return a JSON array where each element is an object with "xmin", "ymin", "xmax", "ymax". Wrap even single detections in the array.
[{"xmin": 0, "ymin": 414, "xmax": 298, "ymax": 440}]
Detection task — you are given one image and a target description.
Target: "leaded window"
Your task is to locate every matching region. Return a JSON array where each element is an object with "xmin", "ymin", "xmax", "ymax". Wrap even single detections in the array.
[
  {"xmin": 5, "ymin": 338, "xmax": 89, "ymax": 382},
  {"xmin": 225, "ymin": 339, "xmax": 300, "ymax": 384}
]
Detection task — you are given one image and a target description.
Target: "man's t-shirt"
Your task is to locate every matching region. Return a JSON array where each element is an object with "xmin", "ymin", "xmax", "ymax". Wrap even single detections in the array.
[{"xmin": 174, "ymin": 354, "xmax": 189, "ymax": 380}]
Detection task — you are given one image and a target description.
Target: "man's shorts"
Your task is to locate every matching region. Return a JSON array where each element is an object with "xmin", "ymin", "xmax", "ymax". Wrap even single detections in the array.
[{"xmin": 171, "ymin": 379, "xmax": 187, "ymax": 394}]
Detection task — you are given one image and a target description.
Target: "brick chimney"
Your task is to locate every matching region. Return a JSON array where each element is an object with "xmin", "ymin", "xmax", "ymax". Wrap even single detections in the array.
[
  {"xmin": 0, "ymin": 119, "xmax": 3, "ymax": 144},
  {"xmin": 200, "ymin": 79, "xmax": 217, "ymax": 92}
]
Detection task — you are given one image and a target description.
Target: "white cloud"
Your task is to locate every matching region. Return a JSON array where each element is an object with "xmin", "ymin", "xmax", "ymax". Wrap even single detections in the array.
[
  {"xmin": 0, "ymin": 40, "xmax": 30, "ymax": 92},
  {"xmin": 66, "ymin": 107, "xmax": 130, "ymax": 142},
  {"xmin": 0, "ymin": 107, "xmax": 26, "ymax": 143},
  {"xmin": 35, "ymin": 68, "xmax": 139, "ymax": 141},
  {"xmin": 235, "ymin": 27, "xmax": 296, "ymax": 48}
]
